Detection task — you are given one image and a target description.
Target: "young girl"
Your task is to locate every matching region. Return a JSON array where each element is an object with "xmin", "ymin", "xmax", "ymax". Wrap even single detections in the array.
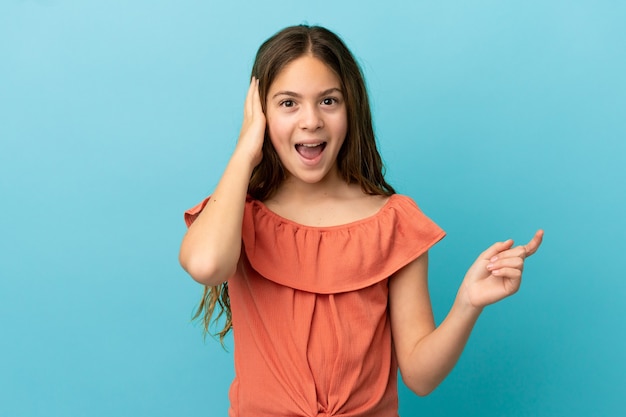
[{"xmin": 180, "ymin": 25, "xmax": 543, "ymax": 417}]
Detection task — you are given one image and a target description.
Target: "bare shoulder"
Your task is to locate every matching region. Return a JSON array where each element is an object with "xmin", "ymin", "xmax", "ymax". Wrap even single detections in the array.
[{"xmin": 346, "ymin": 189, "xmax": 390, "ymax": 218}]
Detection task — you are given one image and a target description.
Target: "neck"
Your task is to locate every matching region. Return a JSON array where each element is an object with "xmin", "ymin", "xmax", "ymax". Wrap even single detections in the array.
[{"xmin": 272, "ymin": 170, "xmax": 349, "ymax": 203}]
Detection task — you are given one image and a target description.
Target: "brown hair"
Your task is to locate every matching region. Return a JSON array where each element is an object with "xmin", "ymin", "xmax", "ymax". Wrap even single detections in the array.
[{"xmin": 194, "ymin": 25, "xmax": 395, "ymax": 344}]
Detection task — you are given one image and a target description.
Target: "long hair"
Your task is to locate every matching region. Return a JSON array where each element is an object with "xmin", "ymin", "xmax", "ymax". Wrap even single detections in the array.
[{"xmin": 195, "ymin": 25, "xmax": 395, "ymax": 344}]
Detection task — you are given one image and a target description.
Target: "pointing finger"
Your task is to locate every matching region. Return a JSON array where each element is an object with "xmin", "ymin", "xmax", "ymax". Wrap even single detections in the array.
[{"xmin": 523, "ymin": 229, "xmax": 544, "ymax": 258}]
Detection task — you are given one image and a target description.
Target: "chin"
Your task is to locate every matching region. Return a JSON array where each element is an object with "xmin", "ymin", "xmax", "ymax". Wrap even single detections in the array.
[{"xmin": 286, "ymin": 169, "xmax": 332, "ymax": 185}]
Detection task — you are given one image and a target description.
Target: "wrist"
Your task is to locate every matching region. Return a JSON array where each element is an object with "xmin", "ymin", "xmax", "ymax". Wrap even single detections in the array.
[
  {"xmin": 231, "ymin": 146, "xmax": 261, "ymax": 172},
  {"xmin": 454, "ymin": 284, "xmax": 484, "ymax": 319}
]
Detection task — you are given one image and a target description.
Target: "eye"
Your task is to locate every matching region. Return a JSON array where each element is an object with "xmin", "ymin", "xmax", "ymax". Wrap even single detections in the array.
[
  {"xmin": 322, "ymin": 97, "xmax": 337, "ymax": 106},
  {"xmin": 280, "ymin": 100, "xmax": 295, "ymax": 108}
]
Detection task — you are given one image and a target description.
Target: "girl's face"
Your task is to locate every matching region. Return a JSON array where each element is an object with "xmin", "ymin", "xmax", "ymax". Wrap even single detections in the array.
[{"xmin": 265, "ymin": 55, "xmax": 348, "ymax": 187}]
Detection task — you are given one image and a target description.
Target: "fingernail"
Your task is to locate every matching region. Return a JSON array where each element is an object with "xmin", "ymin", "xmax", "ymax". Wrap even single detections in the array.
[
  {"xmin": 487, "ymin": 263, "xmax": 494, "ymax": 270},
  {"xmin": 492, "ymin": 269, "xmax": 501, "ymax": 275},
  {"xmin": 490, "ymin": 256, "xmax": 498, "ymax": 262}
]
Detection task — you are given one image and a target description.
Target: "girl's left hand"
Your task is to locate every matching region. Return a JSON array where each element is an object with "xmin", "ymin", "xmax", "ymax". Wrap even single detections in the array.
[{"xmin": 461, "ymin": 230, "xmax": 544, "ymax": 309}]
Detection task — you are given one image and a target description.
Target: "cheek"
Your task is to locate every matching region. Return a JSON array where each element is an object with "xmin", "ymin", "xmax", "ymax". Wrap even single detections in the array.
[
  {"xmin": 341, "ymin": 115, "xmax": 348, "ymax": 135},
  {"xmin": 267, "ymin": 115, "xmax": 291, "ymax": 146},
  {"xmin": 334, "ymin": 110, "xmax": 348, "ymax": 138}
]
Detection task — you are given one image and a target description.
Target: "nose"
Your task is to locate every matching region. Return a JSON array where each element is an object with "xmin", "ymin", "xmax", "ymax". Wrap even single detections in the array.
[{"xmin": 298, "ymin": 103, "xmax": 324, "ymax": 130}]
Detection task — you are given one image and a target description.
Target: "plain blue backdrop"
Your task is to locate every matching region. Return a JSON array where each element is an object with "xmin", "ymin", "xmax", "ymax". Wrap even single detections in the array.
[{"xmin": 1, "ymin": 1, "xmax": 624, "ymax": 416}]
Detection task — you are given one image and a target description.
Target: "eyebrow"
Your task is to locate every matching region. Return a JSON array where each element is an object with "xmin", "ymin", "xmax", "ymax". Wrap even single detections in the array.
[{"xmin": 271, "ymin": 87, "xmax": 343, "ymax": 100}]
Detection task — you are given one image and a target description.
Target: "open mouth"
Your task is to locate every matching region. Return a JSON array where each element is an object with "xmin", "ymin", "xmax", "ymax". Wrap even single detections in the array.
[{"xmin": 295, "ymin": 142, "xmax": 327, "ymax": 160}]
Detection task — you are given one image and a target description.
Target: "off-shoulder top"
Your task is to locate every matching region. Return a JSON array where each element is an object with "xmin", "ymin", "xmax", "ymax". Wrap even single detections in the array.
[{"xmin": 184, "ymin": 194, "xmax": 445, "ymax": 417}]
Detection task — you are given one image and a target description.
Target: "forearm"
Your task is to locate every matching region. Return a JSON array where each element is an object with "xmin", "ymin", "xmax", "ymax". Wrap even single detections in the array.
[
  {"xmin": 401, "ymin": 292, "xmax": 482, "ymax": 396},
  {"xmin": 394, "ymin": 233, "xmax": 544, "ymax": 397},
  {"xmin": 179, "ymin": 149, "xmax": 255, "ymax": 286}
]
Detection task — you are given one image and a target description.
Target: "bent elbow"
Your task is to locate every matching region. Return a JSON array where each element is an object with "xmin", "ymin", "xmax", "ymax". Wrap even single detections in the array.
[
  {"xmin": 400, "ymin": 373, "xmax": 438, "ymax": 397},
  {"xmin": 179, "ymin": 251, "xmax": 233, "ymax": 287},
  {"xmin": 411, "ymin": 385, "xmax": 435, "ymax": 397}
]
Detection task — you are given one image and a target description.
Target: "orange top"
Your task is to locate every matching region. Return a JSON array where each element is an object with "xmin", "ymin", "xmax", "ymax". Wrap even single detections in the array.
[{"xmin": 184, "ymin": 194, "xmax": 445, "ymax": 417}]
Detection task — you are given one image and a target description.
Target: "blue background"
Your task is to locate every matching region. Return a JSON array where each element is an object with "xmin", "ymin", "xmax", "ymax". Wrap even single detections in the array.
[{"xmin": 1, "ymin": 1, "xmax": 624, "ymax": 416}]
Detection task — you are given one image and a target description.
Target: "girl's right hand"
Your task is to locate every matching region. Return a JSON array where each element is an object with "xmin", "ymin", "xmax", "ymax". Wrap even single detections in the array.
[{"xmin": 236, "ymin": 77, "xmax": 266, "ymax": 168}]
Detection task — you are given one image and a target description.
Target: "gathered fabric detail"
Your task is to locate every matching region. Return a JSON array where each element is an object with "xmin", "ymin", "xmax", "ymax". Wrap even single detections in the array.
[{"xmin": 242, "ymin": 194, "xmax": 445, "ymax": 294}]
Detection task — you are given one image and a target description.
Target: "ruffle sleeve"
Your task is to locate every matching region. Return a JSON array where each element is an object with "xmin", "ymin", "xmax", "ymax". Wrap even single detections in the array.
[
  {"xmin": 242, "ymin": 194, "xmax": 445, "ymax": 294},
  {"xmin": 183, "ymin": 197, "xmax": 210, "ymax": 228}
]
